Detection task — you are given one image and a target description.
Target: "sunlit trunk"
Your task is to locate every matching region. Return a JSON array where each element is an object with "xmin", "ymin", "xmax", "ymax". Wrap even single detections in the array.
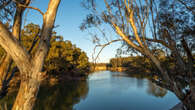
[
  {"xmin": 0, "ymin": 3, "xmax": 25, "ymax": 94},
  {"xmin": 12, "ymin": 72, "xmax": 41, "ymax": 110},
  {"xmin": 10, "ymin": 0, "xmax": 61, "ymax": 109}
]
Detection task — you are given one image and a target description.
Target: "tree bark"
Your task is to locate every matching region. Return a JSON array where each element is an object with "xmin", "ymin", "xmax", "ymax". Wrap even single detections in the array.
[
  {"xmin": 0, "ymin": 1, "xmax": 29, "ymax": 94},
  {"xmin": 11, "ymin": 71, "xmax": 43, "ymax": 110},
  {"xmin": 11, "ymin": 0, "xmax": 61, "ymax": 110}
]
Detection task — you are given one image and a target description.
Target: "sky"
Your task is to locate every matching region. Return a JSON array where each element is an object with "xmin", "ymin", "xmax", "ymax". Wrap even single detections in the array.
[{"xmin": 24, "ymin": 0, "xmax": 122, "ymax": 63}]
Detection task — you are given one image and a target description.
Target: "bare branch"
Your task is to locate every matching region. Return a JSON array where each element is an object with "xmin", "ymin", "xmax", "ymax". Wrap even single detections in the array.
[
  {"xmin": 112, "ymin": 23, "xmax": 142, "ymax": 52},
  {"xmin": 13, "ymin": 0, "xmax": 44, "ymax": 16},
  {"xmin": 92, "ymin": 39, "xmax": 122, "ymax": 63},
  {"xmin": 145, "ymin": 38, "xmax": 171, "ymax": 49}
]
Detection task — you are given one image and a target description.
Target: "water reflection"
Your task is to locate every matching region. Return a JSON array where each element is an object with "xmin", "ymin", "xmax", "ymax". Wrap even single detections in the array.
[
  {"xmin": 0, "ymin": 71, "xmax": 179, "ymax": 110},
  {"xmin": 74, "ymin": 71, "xmax": 179, "ymax": 110},
  {"xmin": 137, "ymin": 79, "xmax": 144, "ymax": 88},
  {"xmin": 35, "ymin": 81, "xmax": 88, "ymax": 110},
  {"xmin": 147, "ymin": 81, "xmax": 167, "ymax": 98},
  {"xmin": 0, "ymin": 80, "xmax": 89, "ymax": 110}
]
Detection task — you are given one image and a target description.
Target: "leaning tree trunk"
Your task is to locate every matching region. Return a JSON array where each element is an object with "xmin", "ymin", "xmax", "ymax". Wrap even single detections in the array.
[
  {"xmin": 0, "ymin": 0, "xmax": 30, "ymax": 93},
  {"xmin": 11, "ymin": 0, "xmax": 61, "ymax": 110},
  {"xmin": 143, "ymin": 48, "xmax": 185, "ymax": 98},
  {"xmin": 0, "ymin": 0, "xmax": 60, "ymax": 110}
]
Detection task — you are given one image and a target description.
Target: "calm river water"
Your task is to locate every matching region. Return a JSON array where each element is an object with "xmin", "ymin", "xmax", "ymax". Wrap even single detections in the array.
[
  {"xmin": 0, "ymin": 71, "xmax": 179, "ymax": 110},
  {"xmin": 74, "ymin": 71, "xmax": 179, "ymax": 110}
]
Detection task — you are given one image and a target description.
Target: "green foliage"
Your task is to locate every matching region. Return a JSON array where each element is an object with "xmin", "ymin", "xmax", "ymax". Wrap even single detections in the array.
[
  {"xmin": 0, "ymin": 23, "xmax": 90, "ymax": 77},
  {"xmin": 22, "ymin": 23, "xmax": 90, "ymax": 76},
  {"xmin": 45, "ymin": 39, "xmax": 90, "ymax": 76},
  {"xmin": 109, "ymin": 56, "xmax": 155, "ymax": 74}
]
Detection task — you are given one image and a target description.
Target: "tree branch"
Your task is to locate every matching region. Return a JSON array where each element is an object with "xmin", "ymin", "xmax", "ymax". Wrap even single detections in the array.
[
  {"xmin": 92, "ymin": 39, "xmax": 122, "ymax": 63},
  {"xmin": 13, "ymin": 0, "xmax": 44, "ymax": 16},
  {"xmin": 28, "ymin": 28, "xmax": 40, "ymax": 53},
  {"xmin": 32, "ymin": 0, "xmax": 61, "ymax": 72},
  {"xmin": 0, "ymin": 22, "xmax": 31, "ymax": 73},
  {"xmin": 145, "ymin": 38, "xmax": 172, "ymax": 49}
]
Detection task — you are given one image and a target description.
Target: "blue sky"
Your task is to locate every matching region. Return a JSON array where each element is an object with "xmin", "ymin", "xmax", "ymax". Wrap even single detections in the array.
[{"xmin": 24, "ymin": 0, "xmax": 122, "ymax": 63}]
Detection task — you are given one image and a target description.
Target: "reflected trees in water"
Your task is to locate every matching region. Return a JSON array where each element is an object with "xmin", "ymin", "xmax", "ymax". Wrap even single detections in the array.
[
  {"xmin": 0, "ymin": 81, "xmax": 89, "ymax": 110},
  {"xmin": 147, "ymin": 81, "xmax": 167, "ymax": 98}
]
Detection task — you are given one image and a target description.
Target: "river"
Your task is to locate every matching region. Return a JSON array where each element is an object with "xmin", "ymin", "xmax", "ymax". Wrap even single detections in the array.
[{"xmin": 0, "ymin": 71, "xmax": 179, "ymax": 110}]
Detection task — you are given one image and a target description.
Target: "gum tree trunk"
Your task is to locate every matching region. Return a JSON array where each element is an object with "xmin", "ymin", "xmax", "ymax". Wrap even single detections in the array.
[
  {"xmin": 0, "ymin": 0, "xmax": 30, "ymax": 92},
  {"xmin": 11, "ymin": 71, "xmax": 44, "ymax": 110},
  {"xmin": 0, "ymin": 0, "xmax": 61, "ymax": 110}
]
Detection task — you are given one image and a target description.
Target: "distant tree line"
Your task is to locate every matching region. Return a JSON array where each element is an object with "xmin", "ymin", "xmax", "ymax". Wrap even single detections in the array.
[{"xmin": 109, "ymin": 53, "xmax": 195, "ymax": 75}]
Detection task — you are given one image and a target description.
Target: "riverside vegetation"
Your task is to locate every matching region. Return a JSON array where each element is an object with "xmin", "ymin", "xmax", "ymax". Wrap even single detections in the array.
[
  {"xmin": 0, "ymin": 0, "xmax": 194, "ymax": 110},
  {"xmin": 81, "ymin": 0, "xmax": 195, "ymax": 109},
  {"xmin": 0, "ymin": 23, "xmax": 90, "ymax": 98}
]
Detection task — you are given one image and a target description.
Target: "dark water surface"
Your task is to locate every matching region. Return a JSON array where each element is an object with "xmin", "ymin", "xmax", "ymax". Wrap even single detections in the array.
[{"xmin": 0, "ymin": 71, "xmax": 179, "ymax": 110}]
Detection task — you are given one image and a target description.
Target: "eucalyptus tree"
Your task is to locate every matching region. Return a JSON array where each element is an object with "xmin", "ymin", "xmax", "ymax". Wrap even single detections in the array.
[
  {"xmin": 81, "ymin": 0, "xmax": 195, "ymax": 109},
  {"xmin": 0, "ymin": 0, "xmax": 30, "ymax": 100},
  {"xmin": 0, "ymin": 0, "xmax": 61, "ymax": 110}
]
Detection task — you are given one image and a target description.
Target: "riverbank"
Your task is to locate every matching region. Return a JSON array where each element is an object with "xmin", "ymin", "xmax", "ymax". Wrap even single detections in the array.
[
  {"xmin": 3, "ymin": 71, "xmax": 88, "ymax": 95},
  {"xmin": 1, "ymin": 71, "xmax": 180, "ymax": 110},
  {"xmin": 90, "ymin": 66, "xmax": 128, "ymax": 72}
]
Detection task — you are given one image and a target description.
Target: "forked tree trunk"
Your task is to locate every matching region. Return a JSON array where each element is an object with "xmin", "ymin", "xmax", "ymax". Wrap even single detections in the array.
[
  {"xmin": 0, "ymin": 0, "xmax": 30, "ymax": 91},
  {"xmin": 0, "ymin": 0, "xmax": 60, "ymax": 110},
  {"xmin": 11, "ymin": 0, "xmax": 61, "ymax": 110}
]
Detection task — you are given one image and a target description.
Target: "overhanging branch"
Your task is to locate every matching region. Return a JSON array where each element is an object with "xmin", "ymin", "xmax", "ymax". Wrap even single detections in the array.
[
  {"xmin": 13, "ymin": 0, "xmax": 44, "ymax": 16},
  {"xmin": 92, "ymin": 39, "xmax": 122, "ymax": 63}
]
